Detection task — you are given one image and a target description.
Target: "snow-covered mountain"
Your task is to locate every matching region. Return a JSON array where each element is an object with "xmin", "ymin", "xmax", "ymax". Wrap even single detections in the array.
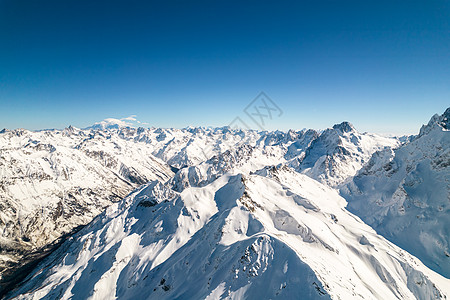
[
  {"xmin": 6, "ymin": 167, "xmax": 449, "ymax": 299},
  {"xmin": 341, "ymin": 108, "xmax": 450, "ymax": 278},
  {"xmin": 288, "ymin": 122, "xmax": 401, "ymax": 187},
  {"xmin": 0, "ymin": 126, "xmax": 174, "ymax": 283},
  {"xmin": 147, "ymin": 122, "xmax": 399, "ymax": 189},
  {"xmin": 3, "ymin": 113, "xmax": 447, "ymax": 299}
]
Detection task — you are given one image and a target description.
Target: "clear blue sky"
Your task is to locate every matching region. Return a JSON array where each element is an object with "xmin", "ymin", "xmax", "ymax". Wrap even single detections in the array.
[{"xmin": 1, "ymin": 0, "xmax": 449, "ymax": 134}]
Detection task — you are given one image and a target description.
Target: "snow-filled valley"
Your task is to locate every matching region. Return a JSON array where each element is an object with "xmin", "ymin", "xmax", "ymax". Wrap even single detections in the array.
[{"xmin": 0, "ymin": 109, "xmax": 449, "ymax": 299}]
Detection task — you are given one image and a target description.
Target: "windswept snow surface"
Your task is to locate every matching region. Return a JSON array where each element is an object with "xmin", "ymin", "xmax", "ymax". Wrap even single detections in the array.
[
  {"xmin": 342, "ymin": 108, "xmax": 450, "ymax": 278},
  {"xmin": 7, "ymin": 168, "xmax": 449, "ymax": 299}
]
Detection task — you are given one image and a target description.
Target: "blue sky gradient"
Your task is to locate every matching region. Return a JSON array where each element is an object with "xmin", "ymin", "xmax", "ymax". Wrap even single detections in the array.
[{"xmin": 1, "ymin": 0, "xmax": 449, "ymax": 134}]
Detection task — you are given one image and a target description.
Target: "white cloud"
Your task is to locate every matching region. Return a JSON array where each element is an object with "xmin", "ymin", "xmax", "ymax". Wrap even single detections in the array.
[
  {"xmin": 91, "ymin": 115, "xmax": 150, "ymax": 129},
  {"xmin": 121, "ymin": 115, "xmax": 137, "ymax": 121}
]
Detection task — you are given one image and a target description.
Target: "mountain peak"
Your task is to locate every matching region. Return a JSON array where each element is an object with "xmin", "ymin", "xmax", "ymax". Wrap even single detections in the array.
[
  {"xmin": 418, "ymin": 107, "xmax": 450, "ymax": 137},
  {"xmin": 332, "ymin": 121, "xmax": 355, "ymax": 133},
  {"xmin": 440, "ymin": 107, "xmax": 450, "ymax": 129}
]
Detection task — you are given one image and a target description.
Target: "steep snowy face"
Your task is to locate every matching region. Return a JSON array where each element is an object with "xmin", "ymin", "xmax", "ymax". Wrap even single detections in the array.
[
  {"xmin": 169, "ymin": 143, "xmax": 287, "ymax": 192},
  {"xmin": 0, "ymin": 127, "xmax": 174, "ymax": 277},
  {"xmin": 7, "ymin": 169, "xmax": 449, "ymax": 300},
  {"xmin": 341, "ymin": 108, "xmax": 450, "ymax": 278},
  {"xmin": 418, "ymin": 107, "xmax": 450, "ymax": 137},
  {"xmin": 284, "ymin": 129, "xmax": 319, "ymax": 160},
  {"xmin": 287, "ymin": 122, "xmax": 400, "ymax": 187}
]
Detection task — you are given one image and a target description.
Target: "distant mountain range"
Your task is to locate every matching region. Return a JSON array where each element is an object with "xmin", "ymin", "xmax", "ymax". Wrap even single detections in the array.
[{"xmin": 1, "ymin": 108, "xmax": 448, "ymax": 299}]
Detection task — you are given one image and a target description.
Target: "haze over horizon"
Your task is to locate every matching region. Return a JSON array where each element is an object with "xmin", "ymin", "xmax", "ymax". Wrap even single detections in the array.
[
  {"xmin": 1, "ymin": 0, "xmax": 449, "ymax": 135},
  {"xmin": 3, "ymin": 113, "xmax": 440, "ymax": 138}
]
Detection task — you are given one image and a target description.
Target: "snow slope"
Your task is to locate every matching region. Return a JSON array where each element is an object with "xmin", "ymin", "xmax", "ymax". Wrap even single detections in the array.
[
  {"xmin": 7, "ymin": 168, "xmax": 449, "ymax": 299},
  {"xmin": 341, "ymin": 108, "xmax": 450, "ymax": 278}
]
